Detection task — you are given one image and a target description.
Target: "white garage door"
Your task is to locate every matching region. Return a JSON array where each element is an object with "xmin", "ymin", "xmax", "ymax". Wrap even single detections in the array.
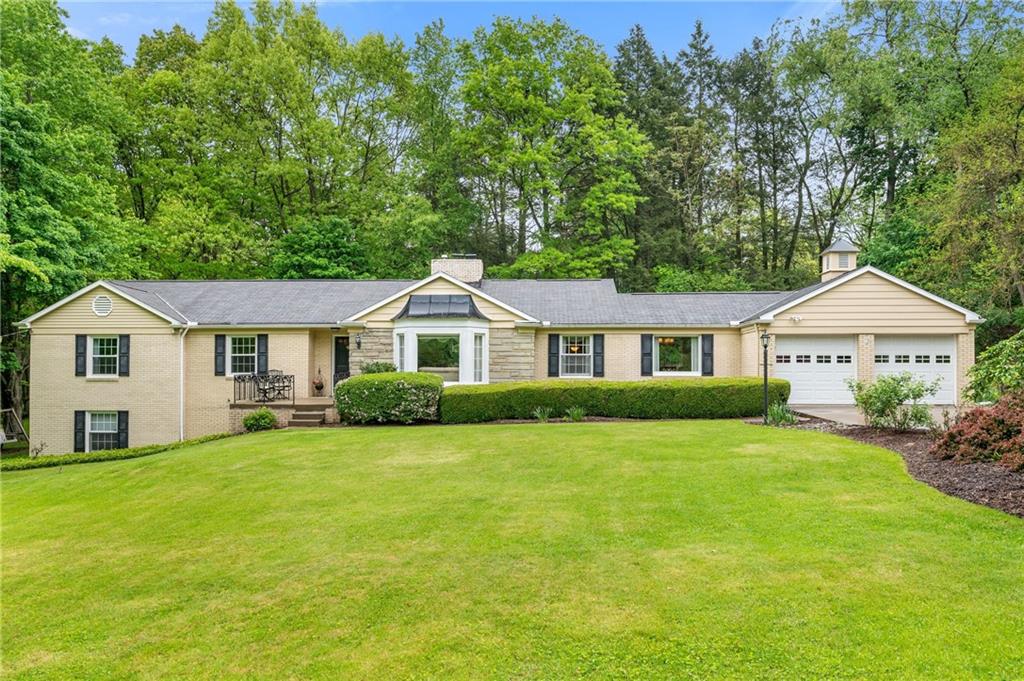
[
  {"xmin": 874, "ymin": 336, "xmax": 956, "ymax": 404},
  {"xmin": 774, "ymin": 336, "xmax": 857, "ymax": 404}
]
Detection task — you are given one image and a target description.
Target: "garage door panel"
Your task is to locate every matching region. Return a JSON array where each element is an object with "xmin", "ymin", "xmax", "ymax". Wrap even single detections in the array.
[
  {"xmin": 774, "ymin": 336, "xmax": 856, "ymax": 404},
  {"xmin": 874, "ymin": 336, "xmax": 955, "ymax": 404}
]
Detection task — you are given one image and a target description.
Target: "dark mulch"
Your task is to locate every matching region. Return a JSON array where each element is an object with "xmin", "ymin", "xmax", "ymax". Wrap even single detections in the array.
[{"xmin": 787, "ymin": 417, "xmax": 1024, "ymax": 519}]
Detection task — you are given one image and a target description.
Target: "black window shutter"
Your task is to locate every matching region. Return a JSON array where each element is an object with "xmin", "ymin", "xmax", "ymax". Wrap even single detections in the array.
[
  {"xmin": 74, "ymin": 411, "xmax": 86, "ymax": 452},
  {"xmin": 593, "ymin": 334, "xmax": 605, "ymax": 377},
  {"xmin": 75, "ymin": 335, "xmax": 87, "ymax": 376},
  {"xmin": 117, "ymin": 411, "xmax": 129, "ymax": 449},
  {"xmin": 214, "ymin": 335, "xmax": 226, "ymax": 375},
  {"xmin": 547, "ymin": 334, "xmax": 560, "ymax": 377},
  {"xmin": 257, "ymin": 334, "xmax": 269, "ymax": 375},
  {"xmin": 701, "ymin": 334, "xmax": 714, "ymax": 376},
  {"xmin": 118, "ymin": 335, "xmax": 130, "ymax": 376},
  {"xmin": 641, "ymin": 334, "xmax": 653, "ymax": 376}
]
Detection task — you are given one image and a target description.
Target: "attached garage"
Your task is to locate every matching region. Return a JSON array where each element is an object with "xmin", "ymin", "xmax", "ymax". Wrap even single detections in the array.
[
  {"xmin": 874, "ymin": 335, "xmax": 957, "ymax": 404},
  {"xmin": 774, "ymin": 335, "xmax": 857, "ymax": 404}
]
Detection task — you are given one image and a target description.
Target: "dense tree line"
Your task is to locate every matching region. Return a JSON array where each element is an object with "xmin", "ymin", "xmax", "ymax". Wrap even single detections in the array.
[{"xmin": 3, "ymin": 0, "xmax": 1023, "ymax": 414}]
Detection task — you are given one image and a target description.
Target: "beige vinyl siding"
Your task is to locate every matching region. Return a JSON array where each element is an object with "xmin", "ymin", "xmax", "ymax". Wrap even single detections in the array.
[
  {"xmin": 767, "ymin": 272, "xmax": 971, "ymax": 334},
  {"xmin": 29, "ymin": 330, "xmax": 179, "ymax": 456},
  {"xmin": 534, "ymin": 329, "xmax": 742, "ymax": 381},
  {"xmin": 355, "ymin": 279, "xmax": 524, "ymax": 328},
  {"xmin": 30, "ymin": 286, "xmax": 172, "ymax": 334}
]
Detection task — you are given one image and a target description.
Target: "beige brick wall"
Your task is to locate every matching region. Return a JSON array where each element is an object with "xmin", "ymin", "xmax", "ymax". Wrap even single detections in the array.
[
  {"xmin": 856, "ymin": 334, "xmax": 875, "ymax": 382},
  {"xmin": 489, "ymin": 328, "xmax": 536, "ymax": 381},
  {"xmin": 957, "ymin": 330, "xmax": 975, "ymax": 403},
  {"xmin": 183, "ymin": 329, "xmax": 315, "ymax": 439},
  {"xmin": 534, "ymin": 329, "xmax": 743, "ymax": 380},
  {"xmin": 29, "ymin": 332, "xmax": 180, "ymax": 455}
]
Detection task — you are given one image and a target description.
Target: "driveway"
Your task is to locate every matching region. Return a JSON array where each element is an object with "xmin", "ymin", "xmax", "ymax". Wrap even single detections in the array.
[{"xmin": 790, "ymin": 404, "xmax": 957, "ymax": 426}]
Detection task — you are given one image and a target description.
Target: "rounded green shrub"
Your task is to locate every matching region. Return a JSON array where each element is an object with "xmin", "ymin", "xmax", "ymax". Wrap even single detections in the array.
[
  {"xmin": 335, "ymin": 372, "xmax": 443, "ymax": 424},
  {"xmin": 439, "ymin": 378, "xmax": 790, "ymax": 424},
  {"xmin": 360, "ymin": 361, "xmax": 397, "ymax": 375},
  {"xmin": 242, "ymin": 407, "xmax": 277, "ymax": 432}
]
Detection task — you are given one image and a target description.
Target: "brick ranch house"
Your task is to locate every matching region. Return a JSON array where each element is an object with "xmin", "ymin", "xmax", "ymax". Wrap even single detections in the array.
[{"xmin": 19, "ymin": 240, "xmax": 981, "ymax": 455}]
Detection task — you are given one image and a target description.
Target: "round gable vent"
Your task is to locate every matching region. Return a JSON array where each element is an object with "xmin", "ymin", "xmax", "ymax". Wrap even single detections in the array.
[{"xmin": 92, "ymin": 294, "xmax": 113, "ymax": 317}]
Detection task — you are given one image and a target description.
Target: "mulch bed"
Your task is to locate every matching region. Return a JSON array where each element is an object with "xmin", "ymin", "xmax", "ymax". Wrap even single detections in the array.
[{"xmin": 786, "ymin": 417, "xmax": 1024, "ymax": 519}]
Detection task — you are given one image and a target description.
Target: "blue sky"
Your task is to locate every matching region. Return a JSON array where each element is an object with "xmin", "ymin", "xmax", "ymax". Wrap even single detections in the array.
[{"xmin": 62, "ymin": 1, "xmax": 840, "ymax": 62}]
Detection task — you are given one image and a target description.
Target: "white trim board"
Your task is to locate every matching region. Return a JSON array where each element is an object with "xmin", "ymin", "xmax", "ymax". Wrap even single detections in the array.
[
  {"xmin": 17, "ymin": 281, "xmax": 184, "ymax": 328},
  {"xmin": 345, "ymin": 271, "xmax": 539, "ymax": 324},
  {"xmin": 735, "ymin": 266, "xmax": 983, "ymax": 325}
]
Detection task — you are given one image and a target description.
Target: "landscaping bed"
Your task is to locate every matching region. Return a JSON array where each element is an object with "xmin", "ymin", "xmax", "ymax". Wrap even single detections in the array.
[{"xmin": 790, "ymin": 418, "xmax": 1024, "ymax": 518}]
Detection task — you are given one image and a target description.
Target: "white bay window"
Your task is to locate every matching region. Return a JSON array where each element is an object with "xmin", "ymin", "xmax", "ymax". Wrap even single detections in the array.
[{"xmin": 393, "ymin": 320, "xmax": 488, "ymax": 384}]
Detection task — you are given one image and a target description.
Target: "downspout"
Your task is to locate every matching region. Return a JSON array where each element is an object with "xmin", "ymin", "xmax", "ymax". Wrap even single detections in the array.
[{"xmin": 178, "ymin": 323, "xmax": 197, "ymax": 441}]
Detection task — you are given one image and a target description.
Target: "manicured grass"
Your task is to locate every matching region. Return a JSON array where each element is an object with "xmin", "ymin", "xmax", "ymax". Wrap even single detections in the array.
[{"xmin": 3, "ymin": 421, "xmax": 1022, "ymax": 679}]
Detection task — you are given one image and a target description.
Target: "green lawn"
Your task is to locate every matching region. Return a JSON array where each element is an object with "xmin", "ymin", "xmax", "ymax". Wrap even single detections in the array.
[{"xmin": 3, "ymin": 422, "xmax": 1022, "ymax": 679}]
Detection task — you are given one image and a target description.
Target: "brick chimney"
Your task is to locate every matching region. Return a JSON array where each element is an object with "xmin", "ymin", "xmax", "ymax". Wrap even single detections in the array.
[
  {"xmin": 431, "ymin": 255, "xmax": 484, "ymax": 283},
  {"xmin": 820, "ymin": 238, "xmax": 859, "ymax": 282}
]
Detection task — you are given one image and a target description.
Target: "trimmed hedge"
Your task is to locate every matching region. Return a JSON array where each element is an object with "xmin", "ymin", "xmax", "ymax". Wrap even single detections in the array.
[
  {"xmin": 335, "ymin": 371, "xmax": 443, "ymax": 424},
  {"xmin": 440, "ymin": 378, "xmax": 790, "ymax": 424},
  {"xmin": 1, "ymin": 433, "xmax": 234, "ymax": 472}
]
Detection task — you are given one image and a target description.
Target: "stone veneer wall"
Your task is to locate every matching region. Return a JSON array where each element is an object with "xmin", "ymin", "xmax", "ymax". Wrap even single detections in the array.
[
  {"xmin": 348, "ymin": 328, "xmax": 394, "ymax": 376},
  {"xmin": 488, "ymin": 328, "xmax": 536, "ymax": 382}
]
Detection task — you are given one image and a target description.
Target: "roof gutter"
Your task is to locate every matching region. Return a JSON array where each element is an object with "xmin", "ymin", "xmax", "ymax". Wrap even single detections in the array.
[{"xmin": 525, "ymin": 322, "xmax": 739, "ymax": 329}]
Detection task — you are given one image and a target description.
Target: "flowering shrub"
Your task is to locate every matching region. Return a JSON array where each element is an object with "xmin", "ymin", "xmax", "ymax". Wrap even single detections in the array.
[
  {"xmin": 335, "ymin": 372, "xmax": 442, "ymax": 424},
  {"xmin": 930, "ymin": 392, "xmax": 1024, "ymax": 471},
  {"xmin": 846, "ymin": 373, "xmax": 939, "ymax": 430}
]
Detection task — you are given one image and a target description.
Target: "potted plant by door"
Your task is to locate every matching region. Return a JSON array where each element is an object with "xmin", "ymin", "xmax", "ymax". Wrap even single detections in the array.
[{"xmin": 312, "ymin": 368, "xmax": 325, "ymax": 397}]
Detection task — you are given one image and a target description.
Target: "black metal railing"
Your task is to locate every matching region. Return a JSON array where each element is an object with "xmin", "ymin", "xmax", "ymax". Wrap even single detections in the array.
[{"xmin": 233, "ymin": 374, "xmax": 295, "ymax": 404}]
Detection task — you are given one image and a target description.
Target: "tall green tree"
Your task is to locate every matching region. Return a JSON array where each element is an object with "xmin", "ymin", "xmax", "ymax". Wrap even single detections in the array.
[
  {"xmin": 457, "ymin": 18, "xmax": 648, "ymax": 278},
  {"xmin": 1, "ymin": 0, "xmax": 139, "ymax": 415}
]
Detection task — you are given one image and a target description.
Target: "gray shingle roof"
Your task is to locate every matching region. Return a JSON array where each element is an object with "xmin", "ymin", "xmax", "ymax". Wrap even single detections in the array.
[
  {"xmin": 103, "ymin": 277, "xmax": 804, "ymax": 327},
  {"xmin": 107, "ymin": 280, "xmax": 416, "ymax": 325},
  {"xmin": 479, "ymin": 279, "xmax": 790, "ymax": 326},
  {"xmin": 821, "ymin": 237, "xmax": 859, "ymax": 254}
]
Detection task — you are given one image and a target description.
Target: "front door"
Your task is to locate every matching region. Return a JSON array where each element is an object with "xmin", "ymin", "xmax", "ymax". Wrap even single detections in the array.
[{"xmin": 333, "ymin": 337, "xmax": 350, "ymax": 385}]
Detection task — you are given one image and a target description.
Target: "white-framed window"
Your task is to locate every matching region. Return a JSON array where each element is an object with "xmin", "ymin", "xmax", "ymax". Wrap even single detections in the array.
[
  {"xmin": 229, "ymin": 335, "xmax": 257, "ymax": 375},
  {"xmin": 655, "ymin": 336, "xmax": 700, "ymax": 374},
  {"xmin": 816, "ymin": 355, "xmax": 832, "ymax": 364},
  {"xmin": 775, "ymin": 355, "xmax": 791, "ymax": 364},
  {"xmin": 473, "ymin": 334, "xmax": 484, "ymax": 383},
  {"xmin": 560, "ymin": 335, "xmax": 592, "ymax": 377},
  {"xmin": 87, "ymin": 411, "xmax": 118, "ymax": 452},
  {"xmin": 836, "ymin": 355, "xmax": 852, "ymax": 364},
  {"xmin": 796, "ymin": 355, "xmax": 811, "ymax": 364},
  {"xmin": 89, "ymin": 336, "xmax": 118, "ymax": 376},
  {"xmin": 935, "ymin": 354, "xmax": 952, "ymax": 364},
  {"xmin": 915, "ymin": 355, "xmax": 930, "ymax": 364},
  {"xmin": 895, "ymin": 354, "xmax": 910, "ymax": 364},
  {"xmin": 393, "ymin": 321, "xmax": 489, "ymax": 384},
  {"xmin": 875, "ymin": 355, "xmax": 889, "ymax": 364}
]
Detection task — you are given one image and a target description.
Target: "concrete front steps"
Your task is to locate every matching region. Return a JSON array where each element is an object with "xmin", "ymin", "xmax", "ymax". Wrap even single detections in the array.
[{"xmin": 287, "ymin": 409, "xmax": 329, "ymax": 427}]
